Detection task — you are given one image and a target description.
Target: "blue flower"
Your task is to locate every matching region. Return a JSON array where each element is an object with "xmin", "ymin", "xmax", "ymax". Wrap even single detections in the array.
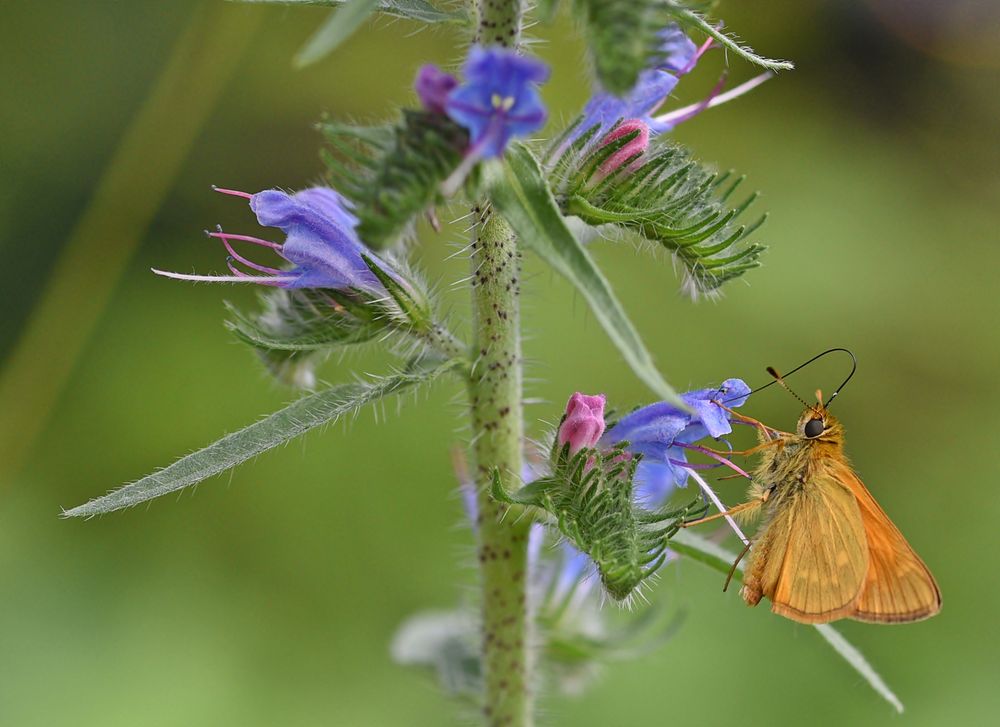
[
  {"xmin": 600, "ymin": 378, "xmax": 751, "ymax": 504},
  {"xmin": 574, "ymin": 25, "xmax": 699, "ymax": 141},
  {"xmin": 562, "ymin": 24, "xmax": 772, "ymax": 155},
  {"xmin": 153, "ymin": 186, "xmax": 398, "ymax": 296},
  {"xmin": 444, "ymin": 46, "xmax": 550, "ymax": 159}
]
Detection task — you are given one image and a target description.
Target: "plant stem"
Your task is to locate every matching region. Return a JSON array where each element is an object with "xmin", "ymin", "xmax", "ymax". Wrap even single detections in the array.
[
  {"xmin": 474, "ymin": 0, "xmax": 524, "ymax": 46},
  {"xmin": 468, "ymin": 204, "xmax": 531, "ymax": 726},
  {"xmin": 469, "ymin": 3, "xmax": 528, "ymax": 723}
]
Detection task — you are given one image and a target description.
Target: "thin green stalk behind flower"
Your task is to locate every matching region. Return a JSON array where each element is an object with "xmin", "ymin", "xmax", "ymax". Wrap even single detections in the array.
[{"xmin": 0, "ymin": 4, "xmax": 264, "ymax": 480}]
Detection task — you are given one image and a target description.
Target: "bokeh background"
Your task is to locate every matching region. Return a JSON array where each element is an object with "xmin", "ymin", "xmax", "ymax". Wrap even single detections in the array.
[{"xmin": 2, "ymin": 1, "xmax": 998, "ymax": 724}]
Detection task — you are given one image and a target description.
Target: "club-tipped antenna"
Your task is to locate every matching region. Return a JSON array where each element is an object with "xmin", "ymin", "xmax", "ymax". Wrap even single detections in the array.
[
  {"xmin": 765, "ymin": 365, "xmax": 817, "ymax": 413},
  {"xmin": 725, "ymin": 348, "xmax": 858, "ymax": 409}
]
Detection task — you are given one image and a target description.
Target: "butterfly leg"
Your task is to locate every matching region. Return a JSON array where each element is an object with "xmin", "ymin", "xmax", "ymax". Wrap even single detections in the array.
[
  {"xmin": 698, "ymin": 438, "xmax": 783, "ymax": 458},
  {"xmin": 680, "ymin": 497, "xmax": 764, "ymax": 528},
  {"xmin": 681, "ymin": 484, "xmax": 776, "ymax": 528},
  {"xmin": 715, "ymin": 403, "xmax": 793, "ymax": 439}
]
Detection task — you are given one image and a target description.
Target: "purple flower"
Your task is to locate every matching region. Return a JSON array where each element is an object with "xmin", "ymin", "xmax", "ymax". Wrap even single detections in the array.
[
  {"xmin": 600, "ymin": 378, "xmax": 751, "ymax": 504},
  {"xmin": 443, "ymin": 46, "xmax": 549, "ymax": 159},
  {"xmin": 574, "ymin": 26, "xmax": 700, "ymax": 141},
  {"xmin": 563, "ymin": 23, "xmax": 772, "ymax": 153},
  {"xmin": 557, "ymin": 392, "xmax": 607, "ymax": 455},
  {"xmin": 154, "ymin": 186, "xmax": 398, "ymax": 296},
  {"xmin": 414, "ymin": 64, "xmax": 458, "ymax": 115}
]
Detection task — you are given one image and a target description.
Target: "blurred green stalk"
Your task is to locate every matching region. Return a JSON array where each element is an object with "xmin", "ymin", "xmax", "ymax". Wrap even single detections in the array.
[{"xmin": 0, "ymin": 2, "xmax": 264, "ymax": 479}]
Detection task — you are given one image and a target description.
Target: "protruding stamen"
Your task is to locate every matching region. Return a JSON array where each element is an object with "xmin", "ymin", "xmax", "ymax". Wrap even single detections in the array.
[
  {"xmin": 152, "ymin": 268, "xmax": 288, "ymax": 286},
  {"xmin": 654, "ymin": 72, "xmax": 773, "ymax": 128},
  {"xmin": 676, "ymin": 442, "xmax": 753, "ymax": 480},
  {"xmin": 211, "ymin": 185, "xmax": 253, "ymax": 199},
  {"xmin": 208, "ymin": 231, "xmax": 282, "ymax": 250},
  {"xmin": 686, "ymin": 468, "xmax": 751, "ymax": 546},
  {"xmin": 669, "ymin": 459, "xmax": 723, "ymax": 470},
  {"xmin": 219, "ymin": 237, "xmax": 284, "ymax": 274}
]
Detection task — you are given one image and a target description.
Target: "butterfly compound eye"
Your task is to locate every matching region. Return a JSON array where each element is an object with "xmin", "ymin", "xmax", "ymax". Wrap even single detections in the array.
[{"xmin": 804, "ymin": 418, "xmax": 824, "ymax": 438}]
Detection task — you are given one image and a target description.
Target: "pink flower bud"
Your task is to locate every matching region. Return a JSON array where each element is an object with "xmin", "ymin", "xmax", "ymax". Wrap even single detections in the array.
[
  {"xmin": 557, "ymin": 392, "xmax": 607, "ymax": 455},
  {"xmin": 590, "ymin": 119, "xmax": 650, "ymax": 186}
]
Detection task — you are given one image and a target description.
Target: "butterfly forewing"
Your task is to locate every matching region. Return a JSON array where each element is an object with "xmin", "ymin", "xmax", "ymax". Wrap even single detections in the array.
[
  {"xmin": 762, "ymin": 476, "xmax": 870, "ymax": 623},
  {"xmin": 835, "ymin": 464, "xmax": 942, "ymax": 623}
]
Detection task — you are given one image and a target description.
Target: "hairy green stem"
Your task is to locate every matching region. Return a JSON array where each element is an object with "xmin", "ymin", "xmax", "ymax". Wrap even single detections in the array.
[
  {"xmin": 468, "ymin": 204, "xmax": 531, "ymax": 726},
  {"xmin": 474, "ymin": 0, "xmax": 524, "ymax": 46},
  {"xmin": 468, "ymin": 2, "xmax": 529, "ymax": 723}
]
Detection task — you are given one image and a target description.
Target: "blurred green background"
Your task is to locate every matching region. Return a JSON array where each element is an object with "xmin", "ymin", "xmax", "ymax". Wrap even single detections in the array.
[{"xmin": 2, "ymin": 1, "xmax": 998, "ymax": 724}]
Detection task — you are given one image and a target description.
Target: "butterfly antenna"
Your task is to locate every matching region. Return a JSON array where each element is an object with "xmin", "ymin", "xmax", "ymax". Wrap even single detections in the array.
[
  {"xmin": 725, "ymin": 348, "xmax": 858, "ymax": 408},
  {"xmin": 765, "ymin": 366, "xmax": 818, "ymax": 414},
  {"xmin": 823, "ymin": 348, "xmax": 857, "ymax": 408}
]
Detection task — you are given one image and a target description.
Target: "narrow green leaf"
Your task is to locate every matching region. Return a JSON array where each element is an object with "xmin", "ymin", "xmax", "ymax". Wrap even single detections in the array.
[
  {"xmin": 670, "ymin": 530, "xmax": 904, "ymax": 713},
  {"xmin": 63, "ymin": 357, "xmax": 458, "ymax": 517},
  {"xmin": 237, "ymin": 0, "xmax": 467, "ymax": 24},
  {"xmin": 485, "ymin": 143, "xmax": 682, "ymax": 407},
  {"xmin": 670, "ymin": 8, "xmax": 794, "ymax": 72},
  {"xmin": 293, "ymin": 0, "xmax": 381, "ymax": 68}
]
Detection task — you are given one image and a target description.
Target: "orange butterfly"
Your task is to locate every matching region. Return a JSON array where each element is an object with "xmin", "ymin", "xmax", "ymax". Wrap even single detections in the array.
[{"xmin": 685, "ymin": 351, "xmax": 941, "ymax": 624}]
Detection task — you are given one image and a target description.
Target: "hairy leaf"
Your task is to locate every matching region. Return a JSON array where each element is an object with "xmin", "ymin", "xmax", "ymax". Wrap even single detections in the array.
[
  {"xmin": 64, "ymin": 357, "xmax": 459, "ymax": 517},
  {"xmin": 484, "ymin": 142, "xmax": 683, "ymax": 407},
  {"xmin": 668, "ymin": 6, "xmax": 794, "ymax": 72},
  {"xmin": 237, "ymin": 0, "xmax": 466, "ymax": 25},
  {"xmin": 294, "ymin": 0, "xmax": 382, "ymax": 68}
]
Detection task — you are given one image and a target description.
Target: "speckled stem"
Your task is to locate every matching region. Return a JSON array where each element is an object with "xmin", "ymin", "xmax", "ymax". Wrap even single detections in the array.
[
  {"xmin": 469, "ymin": 3, "xmax": 529, "ymax": 723},
  {"xmin": 468, "ymin": 204, "xmax": 532, "ymax": 726},
  {"xmin": 474, "ymin": 0, "xmax": 524, "ymax": 47}
]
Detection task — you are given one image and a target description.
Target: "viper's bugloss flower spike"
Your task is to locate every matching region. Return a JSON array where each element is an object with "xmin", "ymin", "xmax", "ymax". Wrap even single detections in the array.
[
  {"xmin": 444, "ymin": 46, "xmax": 549, "ymax": 159},
  {"xmin": 557, "ymin": 392, "xmax": 607, "ymax": 455},
  {"xmin": 414, "ymin": 64, "xmax": 458, "ymax": 115},
  {"xmin": 154, "ymin": 186, "xmax": 401, "ymax": 296},
  {"xmin": 601, "ymin": 378, "xmax": 751, "ymax": 503}
]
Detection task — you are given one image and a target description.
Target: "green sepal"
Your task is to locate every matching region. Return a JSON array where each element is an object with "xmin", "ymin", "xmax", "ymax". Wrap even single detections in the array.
[
  {"xmin": 490, "ymin": 444, "xmax": 708, "ymax": 601},
  {"xmin": 224, "ymin": 289, "xmax": 382, "ymax": 354},
  {"xmin": 360, "ymin": 254, "xmax": 432, "ymax": 332},
  {"xmin": 549, "ymin": 128, "xmax": 766, "ymax": 295},
  {"xmin": 321, "ymin": 111, "xmax": 469, "ymax": 249}
]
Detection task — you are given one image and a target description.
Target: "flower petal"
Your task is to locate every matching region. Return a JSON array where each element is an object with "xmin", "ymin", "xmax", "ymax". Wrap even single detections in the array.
[
  {"xmin": 251, "ymin": 188, "xmax": 383, "ymax": 292},
  {"xmin": 444, "ymin": 46, "xmax": 549, "ymax": 159},
  {"xmin": 601, "ymin": 401, "xmax": 689, "ymax": 447}
]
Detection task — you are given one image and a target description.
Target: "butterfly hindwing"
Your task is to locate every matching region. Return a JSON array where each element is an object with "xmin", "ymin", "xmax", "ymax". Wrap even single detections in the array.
[{"xmin": 835, "ymin": 463, "xmax": 942, "ymax": 623}]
